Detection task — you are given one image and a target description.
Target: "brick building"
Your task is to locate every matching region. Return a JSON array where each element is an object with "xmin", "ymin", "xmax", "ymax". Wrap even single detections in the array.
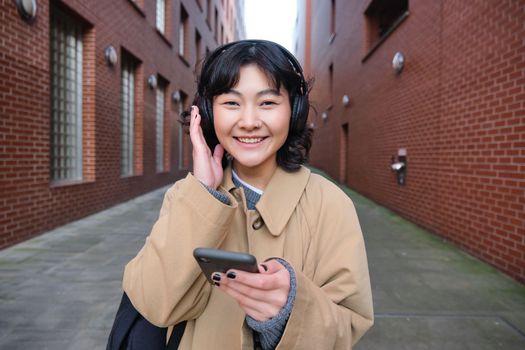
[
  {"xmin": 295, "ymin": 0, "xmax": 525, "ymax": 282},
  {"xmin": 0, "ymin": 0, "xmax": 245, "ymax": 248}
]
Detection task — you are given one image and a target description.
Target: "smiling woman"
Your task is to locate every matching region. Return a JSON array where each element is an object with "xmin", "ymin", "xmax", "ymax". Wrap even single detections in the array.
[
  {"xmin": 212, "ymin": 65, "xmax": 291, "ymax": 189},
  {"xmin": 122, "ymin": 40, "xmax": 374, "ymax": 350}
]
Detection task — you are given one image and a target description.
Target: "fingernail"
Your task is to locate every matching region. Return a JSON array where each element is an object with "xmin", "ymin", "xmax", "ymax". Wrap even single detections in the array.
[
  {"xmin": 226, "ymin": 271, "xmax": 236, "ymax": 279},
  {"xmin": 261, "ymin": 264, "xmax": 268, "ymax": 272},
  {"xmin": 212, "ymin": 273, "xmax": 221, "ymax": 282},
  {"xmin": 213, "ymin": 282, "xmax": 220, "ymax": 287}
]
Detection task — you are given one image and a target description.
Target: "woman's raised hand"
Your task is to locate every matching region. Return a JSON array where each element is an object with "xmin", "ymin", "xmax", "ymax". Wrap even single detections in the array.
[{"xmin": 189, "ymin": 105, "xmax": 224, "ymax": 189}]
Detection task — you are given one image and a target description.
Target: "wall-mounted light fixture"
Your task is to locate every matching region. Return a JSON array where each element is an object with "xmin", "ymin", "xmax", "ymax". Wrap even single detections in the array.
[
  {"xmin": 342, "ymin": 95, "xmax": 350, "ymax": 107},
  {"xmin": 321, "ymin": 112, "xmax": 328, "ymax": 121},
  {"xmin": 391, "ymin": 148, "xmax": 407, "ymax": 185},
  {"xmin": 392, "ymin": 52, "xmax": 405, "ymax": 74},
  {"xmin": 104, "ymin": 46, "xmax": 118, "ymax": 66},
  {"xmin": 16, "ymin": 0, "xmax": 37, "ymax": 22},
  {"xmin": 172, "ymin": 90, "xmax": 181, "ymax": 103},
  {"xmin": 148, "ymin": 75, "xmax": 158, "ymax": 89}
]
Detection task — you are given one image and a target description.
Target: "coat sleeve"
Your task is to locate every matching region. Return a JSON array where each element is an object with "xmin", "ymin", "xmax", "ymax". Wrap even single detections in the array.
[
  {"xmin": 276, "ymin": 181, "xmax": 374, "ymax": 349},
  {"xmin": 122, "ymin": 173, "xmax": 237, "ymax": 327}
]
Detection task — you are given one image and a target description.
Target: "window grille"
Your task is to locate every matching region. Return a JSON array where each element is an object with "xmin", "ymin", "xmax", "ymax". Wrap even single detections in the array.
[
  {"xmin": 156, "ymin": 0, "xmax": 166, "ymax": 34},
  {"xmin": 121, "ymin": 56, "xmax": 135, "ymax": 176},
  {"xmin": 156, "ymin": 84, "xmax": 165, "ymax": 172},
  {"xmin": 50, "ymin": 8, "xmax": 83, "ymax": 181}
]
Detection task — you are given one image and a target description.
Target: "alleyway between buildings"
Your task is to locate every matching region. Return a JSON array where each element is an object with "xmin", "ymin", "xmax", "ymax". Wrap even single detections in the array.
[{"xmin": 1, "ymin": 171, "xmax": 524, "ymax": 349}]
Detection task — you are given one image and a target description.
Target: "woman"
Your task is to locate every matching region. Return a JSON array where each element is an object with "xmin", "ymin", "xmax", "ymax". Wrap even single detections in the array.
[{"xmin": 123, "ymin": 40, "xmax": 373, "ymax": 349}]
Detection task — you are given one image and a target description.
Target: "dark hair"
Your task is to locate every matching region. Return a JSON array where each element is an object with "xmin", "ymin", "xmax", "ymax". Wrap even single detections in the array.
[{"xmin": 181, "ymin": 39, "xmax": 313, "ymax": 171}]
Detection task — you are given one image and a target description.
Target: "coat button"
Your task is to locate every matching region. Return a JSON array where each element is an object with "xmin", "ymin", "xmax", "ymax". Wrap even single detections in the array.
[{"xmin": 252, "ymin": 217, "xmax": 264, "ymax": 230}]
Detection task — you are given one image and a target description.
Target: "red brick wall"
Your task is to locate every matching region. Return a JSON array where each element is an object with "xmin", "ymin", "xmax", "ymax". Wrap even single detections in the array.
[
  {"xmin": 0, "ymin": 0, "xmax": 243, "ymax": 248},
  {"xmin": 300, "ymin": 0, "xmax": 525, "ymax": 282}
]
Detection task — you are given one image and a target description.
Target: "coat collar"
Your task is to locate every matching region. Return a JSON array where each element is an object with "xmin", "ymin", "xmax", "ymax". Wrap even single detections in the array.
[{"xmin": 220, "ymin": 165, "xmax": 311, "ymax": 236}]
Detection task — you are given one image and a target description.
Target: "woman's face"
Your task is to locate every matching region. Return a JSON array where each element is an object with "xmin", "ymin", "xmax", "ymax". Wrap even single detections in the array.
[{"xmin": 213, "ymin": 64, "xmax": 291, "ymax": 182}]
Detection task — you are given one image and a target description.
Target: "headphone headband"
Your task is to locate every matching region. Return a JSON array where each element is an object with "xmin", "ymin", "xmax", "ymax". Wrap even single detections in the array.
[{"xmin": 206, "ymin": 39, "xmax": 307, "ymax": 96}]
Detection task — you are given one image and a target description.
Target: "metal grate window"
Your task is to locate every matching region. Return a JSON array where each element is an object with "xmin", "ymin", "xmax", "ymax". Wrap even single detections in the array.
[
  {"xmin": 156, "ymin": 84, "xmax": 165, "ymax": 172},
  {"xmin": 121, "ymin": 56, "xmax": 135, "ymax": 176},
  {"xmin": 50, "ymin": 8, "xmax": 83, "ymax": 182},
  {"xmin": 156, "ymin": 0, "xmax": 166, "ymax": 34}
]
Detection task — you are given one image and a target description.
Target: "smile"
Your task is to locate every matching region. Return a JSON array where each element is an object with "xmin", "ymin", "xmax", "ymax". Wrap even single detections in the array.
[{"xmin": 236, "ymin": 137, "xmax": 265, "ymax": 144}]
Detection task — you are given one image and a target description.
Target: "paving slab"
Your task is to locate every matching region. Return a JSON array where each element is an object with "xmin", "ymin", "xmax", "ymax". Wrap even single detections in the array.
[
  {"xmin": 336, "ymin": 181, "xmax": 525, "ymax": 350},
  {"xmin": 0, "ymin": 186, "xmax": 167, "ymax": 350},
  {"xmin": 0, "ymin": 172, "xmax": 524, "ymax": 349}
]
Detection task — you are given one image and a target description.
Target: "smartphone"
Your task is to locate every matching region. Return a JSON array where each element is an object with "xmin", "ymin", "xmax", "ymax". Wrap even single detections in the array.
[{"xmin": 193, "ymin": 247, "xmax": 258, "ymax": 284}]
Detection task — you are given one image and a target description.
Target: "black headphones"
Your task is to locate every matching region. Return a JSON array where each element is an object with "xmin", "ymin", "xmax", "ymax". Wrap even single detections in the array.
[{"xmin": 198, "ymin": 40, "xmax": 309, "ymax": 133}]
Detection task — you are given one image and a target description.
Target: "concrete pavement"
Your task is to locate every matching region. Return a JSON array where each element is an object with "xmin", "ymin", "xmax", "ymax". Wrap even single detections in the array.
[{"xmin": 1, "ymin": 174, "xmax": 524, "ymax": 349}]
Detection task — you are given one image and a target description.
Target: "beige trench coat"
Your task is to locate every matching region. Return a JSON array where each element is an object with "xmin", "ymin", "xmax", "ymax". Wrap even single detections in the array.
[{"xmin": 123, "ymin": 165, "xmax": 373, "ymax": 349}]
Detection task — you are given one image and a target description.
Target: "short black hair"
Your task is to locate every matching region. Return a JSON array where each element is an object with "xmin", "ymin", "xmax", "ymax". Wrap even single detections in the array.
[{"xmin": 182, "ymin": 39, "xmax": 313, "ymax": 171}]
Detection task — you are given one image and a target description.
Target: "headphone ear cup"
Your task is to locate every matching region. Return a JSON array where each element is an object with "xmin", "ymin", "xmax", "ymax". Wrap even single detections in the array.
[
  {"xmin": 292, "ymin": 97, "xmax": 300, "ymax": 123},
  {"xmin": 199, "ymin": 97, "xmax": 221, "ymax": 150},
  {"xmin": 291, "ymin": 95, "xmax": 308, "ymax": 130},
  {"xmin": 203, "ymin": 98, "xmax": 213, "ymax": 125}
]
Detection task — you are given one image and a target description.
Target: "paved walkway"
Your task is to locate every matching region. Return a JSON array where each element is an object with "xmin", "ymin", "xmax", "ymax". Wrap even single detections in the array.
[{"xmin": 1, "ymin": 174, "xmax": 524, "ymax": 349}]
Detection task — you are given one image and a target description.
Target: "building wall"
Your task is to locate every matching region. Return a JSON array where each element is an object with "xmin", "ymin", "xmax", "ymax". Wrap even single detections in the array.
[
  {"xmin": 293, "ymin": 0, "xmax": 311, "ymax": 77},
  {"xmin": 296, "ymin": 0, "xmax": 525, "ymax": 282},
  {"xmin": 0, "ymin": 0, "xmax": 245, "ymax": 248}
]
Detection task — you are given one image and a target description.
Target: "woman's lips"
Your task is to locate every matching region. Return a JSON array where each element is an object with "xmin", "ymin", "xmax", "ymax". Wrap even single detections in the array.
[{"xmin": 235, "ymin": 137, "xmax": 266, "ymax": 144}]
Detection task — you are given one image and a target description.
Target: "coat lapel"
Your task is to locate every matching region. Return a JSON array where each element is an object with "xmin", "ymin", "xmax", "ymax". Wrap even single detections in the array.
[
  {"xmin": 256, "ymin": 166, "xmax": 310, "ymax": 236},
  {"xmin": 219, "ymin": 164, "xmax": 311, "ymax": 237}
]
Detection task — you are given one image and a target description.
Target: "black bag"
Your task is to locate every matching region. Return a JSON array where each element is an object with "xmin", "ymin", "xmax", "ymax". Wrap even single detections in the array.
[{"xmin": 106, "ymin": 292, "xmax": 186, "ymax": 350}]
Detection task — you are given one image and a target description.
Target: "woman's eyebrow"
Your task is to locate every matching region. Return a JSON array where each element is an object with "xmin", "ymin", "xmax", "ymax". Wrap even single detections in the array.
[
  {"xmin": 256, "ymin": 89, "xmax": 281, "ymax": 97},
  {"xmin": 225, "ymin": 88, "xmax": 281, "ymax": 97}
]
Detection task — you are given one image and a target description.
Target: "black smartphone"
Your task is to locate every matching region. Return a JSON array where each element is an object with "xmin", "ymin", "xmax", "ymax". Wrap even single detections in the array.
[{"xmin": 193, "ymin": 247, "xmax": 258, "ymax": 284}]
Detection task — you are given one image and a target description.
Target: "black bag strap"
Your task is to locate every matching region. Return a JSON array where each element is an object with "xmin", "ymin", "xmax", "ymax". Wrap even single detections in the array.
[
  {"xmin": 106, "ymin": 292, "xmax": 186, "ymax": 350},
  {"xmin": 106, "ymin": 292, "xmax": 141, "ymax": 350},
  {"xmin": 166, "ymin": 321, "xmax": 187, "ymax": 349}
]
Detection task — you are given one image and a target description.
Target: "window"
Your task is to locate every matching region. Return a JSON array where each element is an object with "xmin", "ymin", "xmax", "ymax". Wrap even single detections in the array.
[
  {"xmin": 207, "ymin": 0, "xmax": 212, "ymax": 28},
  {"xmin": 50, "ymin": 7, "xmax": 84, "ymax": 181},
  {"xmin": 330, "ymin": 0, "xmax": 336, "ymax": 40},
  {"xmin": 214, "ymin": 7, "xmax": 218, "ymax": 42},
  {"xmin": 195, "ymin": 29, "xmax": 202, "ymax": 65},
  {"xmin": 179, "ymin": 5, "xmax": 189, "ymax": 58},
  {"xmin": 365, "ymin": 0, "xmax": 408, "ymax": 50},
  {"xmin": 156, "ymin": 0, "xmax": 166, "ymax": 34},
  {"xmin": 177, "ymin": 91, "xmax": 189, "ymax": 169},
  {"xmin": 120, "ymin": 53, "xmax": 137, "ymax": 177},
  {"xmin": 156, "ymin": 80, "xmax": 166, "ymax": 172},
  {"xmin": 329, "ymin": 63, "xmax": 334, "ymax": 106},
  {"xmin": 339, "ymin": 124, "xmax": 348, "ymax": 183}
]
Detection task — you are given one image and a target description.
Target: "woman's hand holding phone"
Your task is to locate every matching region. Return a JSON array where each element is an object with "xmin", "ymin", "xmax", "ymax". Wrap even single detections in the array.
[
  {"xmin": 214, "ymin": 259, "xmax": 291, "ymax": 322},
  {"xmin": 189, "ymin": 105, "xmax": 224, "ymax": 189}
]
